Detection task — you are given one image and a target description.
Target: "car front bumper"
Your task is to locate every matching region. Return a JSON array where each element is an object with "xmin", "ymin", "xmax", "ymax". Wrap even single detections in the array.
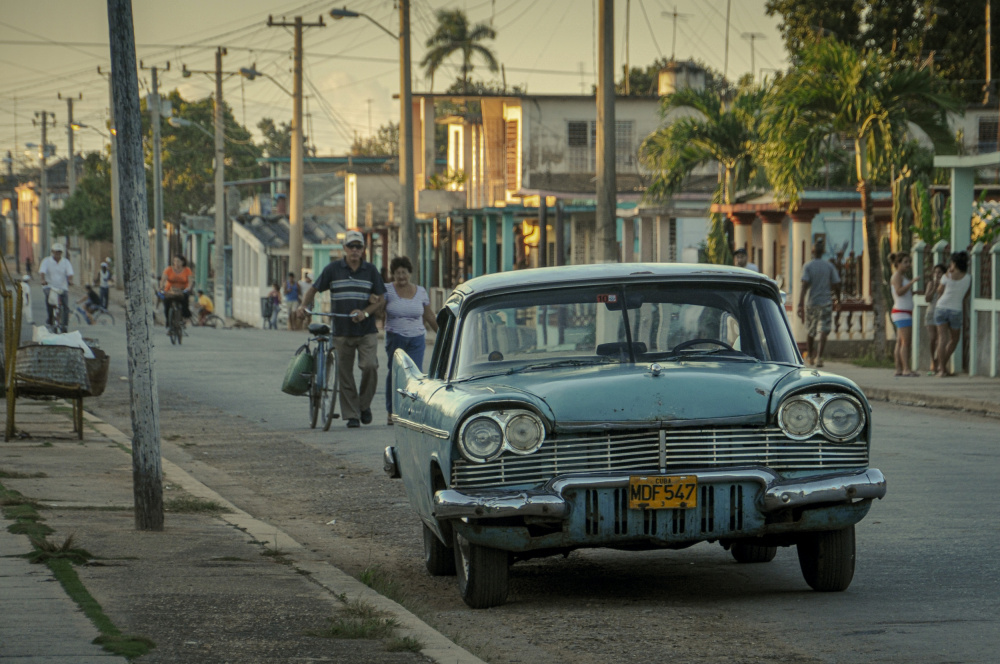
[{"xmin": 432, "ymin": 467, "xmax": 886, "ymax": 520}]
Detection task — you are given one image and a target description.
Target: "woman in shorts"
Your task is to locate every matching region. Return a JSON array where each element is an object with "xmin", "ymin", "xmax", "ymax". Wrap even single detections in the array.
[
  {"xmin": 933, "ymin": 251, "xmax": 970, "ymax": 377},
  {"xmin": 889, "ymin": 253, "xmax": 918, "ymax": 377}
]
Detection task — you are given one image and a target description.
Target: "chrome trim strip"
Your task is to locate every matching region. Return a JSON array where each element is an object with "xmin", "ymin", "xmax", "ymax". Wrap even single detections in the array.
[
  {"xmin": 556, "ymin": 413, "xmax": 768, "ymax": 431},
  {"xmin": 433, "ymin": 467, "xmax": 886, "ymax": 520},
  {"xmin": 394, "ymin": 417, "xmax": 450, "ymax": 439}
]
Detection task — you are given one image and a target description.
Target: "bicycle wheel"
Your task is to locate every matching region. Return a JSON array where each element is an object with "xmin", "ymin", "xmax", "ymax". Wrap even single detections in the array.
[
  {"xmin": 166, "ymin": 307, "xmax": 178, "ymax": 345},
  {"xmin": 308, "ymin": 348, "xmax": 321, "ymax": 428},
  {"xmin": 202, "ymin": 314, "xmax": 225, "ymax": 329},
  {"xmin": 322, "ymin": 347, "xmax": 340, "ymax": 431},
  {"xmin": 94, "ymin": 310, "xmax": 115, "ymax": 326}
]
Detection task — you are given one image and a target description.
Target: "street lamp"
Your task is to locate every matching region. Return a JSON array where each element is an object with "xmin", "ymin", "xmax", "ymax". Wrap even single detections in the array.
[
  {"xmin": 330, "ymin": 2, "xmax": 417, "ymax": 280},
  {"xmin": 166, "ymin": 116, "xmax": 213, "ymax": 139}
]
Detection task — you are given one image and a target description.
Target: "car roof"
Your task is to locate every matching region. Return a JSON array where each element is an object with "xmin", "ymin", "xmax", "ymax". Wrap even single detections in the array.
[{"xmin": 452, "ymin": 263, "xmax": 777, "ymax": 298}]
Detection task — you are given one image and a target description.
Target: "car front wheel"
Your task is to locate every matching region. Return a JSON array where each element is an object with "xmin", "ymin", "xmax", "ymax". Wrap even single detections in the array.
[
  {"xmin": 796, "ymin": 526, "xmax": 855, "ymax": 591},
  {"xmin": 423, "ymin": 523, "xmax": 455, "ymax": 576},
  {"xmin": 453, "ymin": 530, "xmax": 509, "ymax": 609}
]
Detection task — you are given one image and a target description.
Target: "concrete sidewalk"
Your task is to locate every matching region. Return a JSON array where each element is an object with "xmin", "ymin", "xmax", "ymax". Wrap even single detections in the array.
[{"xmin": 0, "ymin": 400, "xmax": 482, "ymax": 664}]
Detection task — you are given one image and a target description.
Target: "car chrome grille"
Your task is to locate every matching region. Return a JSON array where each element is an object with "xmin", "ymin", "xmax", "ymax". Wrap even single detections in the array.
[{"xmin": 451, "ymin": 426, "xmax": 868, "ymax": 489}]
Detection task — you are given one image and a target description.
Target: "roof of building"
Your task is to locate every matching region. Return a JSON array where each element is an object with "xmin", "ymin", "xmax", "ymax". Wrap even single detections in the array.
[{"xmin": 234, "ymin": 214, "xmax": 346, "ymax": 249}]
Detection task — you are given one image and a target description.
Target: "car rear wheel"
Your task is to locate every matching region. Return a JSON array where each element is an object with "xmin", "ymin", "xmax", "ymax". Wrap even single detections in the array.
[
  {"xmin": 453, "ymin": 530, "xmax": 508, "ymax": 609},
  {"xmin": 731, "ymin": 542, "xmax": 778, "ymax": 563},
  {"xmin": 423, "ymin": 523, "xmax": 455, "ymax": 576},
  {"xmin": 796, "ymin": 526, "xmax": 855, "ymax": 591}
]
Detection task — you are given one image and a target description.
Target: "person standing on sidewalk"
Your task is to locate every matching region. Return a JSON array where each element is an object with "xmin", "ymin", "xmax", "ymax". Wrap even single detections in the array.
[
  {"xmin": 382, "ymin": 256, "xmax": 438, "ymax": 425},
  {"xmin": 297, "ymin": 230, "xmax": 385, "ymax": 428},
  {"xmin": 733, "ymin": 247, "xmax": 758, "ymax": 272},
  {"xmin": 889, "ymin": 253, "xmax": 918, "ymax": 377},
  {"xmin": 797, "ymin": 241, "xmax": 840, "ymax": 368},
  {"xmin": 283, "ymin": 272, "xmax": 300, "ymax": 330},
  {"xmin": 933, "ymin": 251, "xmax": 971, "ymax": 377},
  {"xmin": 923, "ymin": 263, "xmax": 946, "ymax": 374},
  {"xmin": 97, "ymin": 261, "xmax": 113, "ymax": 309},
  {"xmin": 39, "ymin": 242, "xmax": 74, "ymax": 330},
  {"xmin": 20, "ymin": 274, "xmax": 33, "ymax": 325}
]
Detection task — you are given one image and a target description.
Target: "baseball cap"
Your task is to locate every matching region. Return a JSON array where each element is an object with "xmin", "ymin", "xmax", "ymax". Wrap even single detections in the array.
[
  {"xmin": 733, "ymin": 248, "xmax": 747, "ymax": 256},
  {"xmin": 22, "ymin": 274, "xmax": 30, "ymax": 281},
  {"xmin": 51, "ymin": 242, "xmax": 65, "ymax": 253},
  {"xmin": 344, "ymin": 230, "xmax": 364, "ymax": 247}
]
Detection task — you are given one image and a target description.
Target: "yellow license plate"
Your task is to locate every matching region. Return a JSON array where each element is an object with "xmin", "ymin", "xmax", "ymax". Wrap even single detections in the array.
[{"xmin": 628, "ymin": 475, "xmax": 698, "ymax": 510}]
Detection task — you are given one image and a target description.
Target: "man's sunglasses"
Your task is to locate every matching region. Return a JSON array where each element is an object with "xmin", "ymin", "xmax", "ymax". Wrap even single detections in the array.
[{"xmin": 346, "ymin": 243, "xmax": 364, "ymax": 250}]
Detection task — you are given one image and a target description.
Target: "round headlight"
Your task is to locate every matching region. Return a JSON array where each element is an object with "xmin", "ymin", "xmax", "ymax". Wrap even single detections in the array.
[
  {"xmin": 821, "ymin": 397, "xmax": 864, "ymax": 441},
  {"xmin": 779, "ymin": 399, "xmax": 819, "ymax": 438},
  {"xmin": 505, "ymin": 414, "xmax": 543, "ymax": 454},
  {"xmin": 460, "ymin": 417, "xmax": 504, "ymax": 462}
]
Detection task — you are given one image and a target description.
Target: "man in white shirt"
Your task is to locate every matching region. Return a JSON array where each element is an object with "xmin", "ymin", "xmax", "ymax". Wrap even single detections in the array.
[
  {"xmin": 733, "ymin": 248, "xmax": 759, "ymax": 272},
  {"xmin": 38, "ymin": 242, "xmax": 74, "ymax": 329}
]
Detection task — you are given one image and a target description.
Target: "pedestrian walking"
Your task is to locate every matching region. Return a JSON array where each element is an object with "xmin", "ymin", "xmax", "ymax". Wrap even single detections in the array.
[
  {"xmin": 284, "ymin": 272, "xmax": 300, "ymax": 330},
  {"xmin": 97, "ymin": 261, "xmax": 113, "ymax": 309},
  {"xmin": 39, "ymin": 242, "xmax": 74, "ymax": 330},
  {"xmin": 733, "ymin": 247, "xmax": 759, "ymax": 272},
  {"xmin": 382, "ymin": 256, "xmax": 438, "ymax": 425},
  {"xmin": 297, "ymin": 230, "xmax": 385, "ymax": 429},
  {"xmin": 889, "ymin": 252, "xmax": 918, "ymax": 377},
  {"xmin": 24, "ymin": 255, "xmax": 32, "ymax": 276},
  {"xmin": 796, "ymin": 241, "xmax": 840, "ymax": 368},
  {"xmin": 267, "ymin": 283, "xmax": 281, "ymax": 330},
  {"xmin": 933, "ymin": 251, "xmax": 970, "ymax": 377},
  {"xmin": 20, "ymin": 274, "xmax": 32, "ymax": 325},
  {"xmin": 923, "ymin": 263, "xmax": 946, "ymax": 375}
]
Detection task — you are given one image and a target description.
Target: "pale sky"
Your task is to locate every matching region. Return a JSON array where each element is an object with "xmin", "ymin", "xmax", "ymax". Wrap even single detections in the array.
[{"xmin": 0, "ymin": 0, "xmax": 788, "ymax": 165}]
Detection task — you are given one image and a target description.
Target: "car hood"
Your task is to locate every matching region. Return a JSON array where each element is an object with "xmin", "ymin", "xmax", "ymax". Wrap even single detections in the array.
[{"xmin": 463, "ymin": 361, "xmax": 799, "ymax": 427}]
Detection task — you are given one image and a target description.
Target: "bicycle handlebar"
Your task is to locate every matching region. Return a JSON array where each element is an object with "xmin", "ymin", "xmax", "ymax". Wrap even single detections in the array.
[{"xmin": 303, "ymin": 310, "xmax": 354, "ymax": 318}]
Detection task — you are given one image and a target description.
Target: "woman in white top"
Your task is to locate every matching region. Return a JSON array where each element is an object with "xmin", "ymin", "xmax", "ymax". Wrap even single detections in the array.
[
  {"xmin": 889, "ymin": 253, "xmax": 918, "ymax": 377},
  {"xmin": 933, "ymin": 251, "xmax": 971, "ymax": 377},
  {"xmin": 922, "ymin": 263, "xmax": 946, "ymax": 374},
  {"xmin": 383, "ymin": 256, "xmax": 438, "ymax": 424}
]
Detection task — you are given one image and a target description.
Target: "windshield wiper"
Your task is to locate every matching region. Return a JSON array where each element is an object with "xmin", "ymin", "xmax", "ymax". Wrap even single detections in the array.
[
  {"xmin": 665, "ymin": 348, "xmax": 760, "ymax": 363},
  {"xmin": 508, "ymin": 357, "xmax": 619, "ymax": 374}
]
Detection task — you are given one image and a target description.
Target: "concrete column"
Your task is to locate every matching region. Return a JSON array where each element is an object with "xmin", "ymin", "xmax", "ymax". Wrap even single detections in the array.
[
  {"xmin": 758, "ymin": 210, "xmax": 784, "ymax": 279},
  {"xmin": 421, "ymin": 96, "xmax": 435, "ymax": 191},
  {"xmin": 789, "ymin": 208, "xmax": 818, "ymax": 343},
  {"xmin": 501, "ymin": 211, "xmax": 515, "ymax": 272},
  {"xmin": 621, "ymin": 217, "xmax": 635, "ymax": 262},
  {"xmin": 486, "ymin": 214, "xmax": 498, "ymax": 274},
  {"xmin": 950, "ymin": 166, "xmax": 974, "ymax": 253},
  {"xmin": 471, "ymin": 214, "xmax": 484, "ymax": 277},
  {"xmin": 656, "ymin": 216, "xmax": 672, "ymax": 262},
  {"xmin": 638, "ymin": 216, "xmax": 655, "ymax": 262},
  {"xmin": 729, "ymin": 211, "xmax": 756, "ymax": 258}
]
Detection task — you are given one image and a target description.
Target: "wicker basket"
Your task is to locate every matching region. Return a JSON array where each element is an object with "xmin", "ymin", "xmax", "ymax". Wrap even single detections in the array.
[
  {"xmin": 15, "ymin": 344, "xmax": 91, "ymax": 398},
  {"xmin": 84, "ymin": 348, "xmax": 109, "ymax": 397}
]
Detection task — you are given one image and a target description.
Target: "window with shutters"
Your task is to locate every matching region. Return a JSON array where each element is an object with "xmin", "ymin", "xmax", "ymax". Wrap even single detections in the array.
[
  {"xmin": 978, "ymin": 116, "xmax": 998, "ymax": 153},
  {"xmin": 505, "ymin": 119, "xmax": 519, "ymax": 191}
]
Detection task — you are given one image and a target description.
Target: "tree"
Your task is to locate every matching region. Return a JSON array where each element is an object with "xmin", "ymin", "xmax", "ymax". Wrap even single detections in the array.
[
  {"xmin": 52, "ymin": 151, "xmax": 113, "ymax": 241},
  {"xmin": 257, "ymin": 117, "xmax": 294, "ymax": 158},
  {"xmin": 350, "ymin": 122, "xmax": 399, "ymax": 157},
  {"xmin": 421, "ymin": 9, "xmax": 499, "ymax": 93},
  {"xmin": 640, "ymin": 84, "xmax": 768, "ymax": 264},
  {"xmin": 765, "ymin": 0, "xmax": 987, "ymax": 101},
  {"xmin": 760, "ymin": 37, "xmax": 962, "ymax": 357}
]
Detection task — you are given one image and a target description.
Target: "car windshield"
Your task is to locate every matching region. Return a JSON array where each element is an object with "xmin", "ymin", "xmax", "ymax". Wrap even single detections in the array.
[{"xmin": 453, "ymin": 281, "xmax": 798, "ymax": 379}]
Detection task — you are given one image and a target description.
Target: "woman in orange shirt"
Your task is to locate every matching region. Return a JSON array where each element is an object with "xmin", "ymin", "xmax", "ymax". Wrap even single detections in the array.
[{"xmin": 159, "ymin": 255, "xmax": 194, "ymax": 322}]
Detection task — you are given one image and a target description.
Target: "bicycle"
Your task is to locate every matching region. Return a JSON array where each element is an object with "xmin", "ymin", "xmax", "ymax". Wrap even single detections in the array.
[
  {"xmin": 161, "ymin": 292, "xmax": 187, "ymax": 345},
  {"xmin": 193, "ymin": 313, "xmax": 226, "ymax": 329},
  {"xmin": 300, "ymin": 311, "xmax": 351, "ymax": 431},
  {"xmin": 43, "ymin": 286, "xmax": 68, "ymax": 333},
  {"xmin": 72, "ymin": 305, "xmax": 115, "ymax": 327}
]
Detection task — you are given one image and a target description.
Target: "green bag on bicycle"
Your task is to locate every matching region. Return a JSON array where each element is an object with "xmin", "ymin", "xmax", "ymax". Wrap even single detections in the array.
[{"xmin": 281, "ymin": 348, "xmax": 314, "ymax": 396}]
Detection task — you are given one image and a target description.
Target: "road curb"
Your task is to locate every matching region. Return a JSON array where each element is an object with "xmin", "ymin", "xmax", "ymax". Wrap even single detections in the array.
[
  {"xmin": 856, "ymin": 386, "xmax": 1000, "ymax": 419},
  {"xmin": 80, "ymin": 409, "xmax": 487, "ymax": 664}
]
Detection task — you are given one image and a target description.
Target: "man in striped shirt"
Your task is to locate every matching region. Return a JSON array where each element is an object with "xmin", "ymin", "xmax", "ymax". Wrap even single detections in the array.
[{"xmin": 299, "ymin": 230, "xmax": 386, "ymax": 428}]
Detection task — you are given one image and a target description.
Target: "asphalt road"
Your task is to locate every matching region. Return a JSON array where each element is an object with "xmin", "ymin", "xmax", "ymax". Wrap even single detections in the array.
[{"xmin": 57, "ymin": 310, "xmax": 1000, "ymax": 663}]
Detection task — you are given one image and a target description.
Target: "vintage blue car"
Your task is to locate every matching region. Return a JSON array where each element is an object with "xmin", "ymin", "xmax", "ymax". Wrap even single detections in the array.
[{"xmin": 385, "ymin": 264, "xmax": 886, "ymax": 608}]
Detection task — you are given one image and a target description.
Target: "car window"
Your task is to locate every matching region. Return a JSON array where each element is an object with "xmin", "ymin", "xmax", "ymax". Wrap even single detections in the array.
[
  {"xmin": 453, "ymin": 282, "xmax": 796, "ymax": 379},
  {"xmin": 428, "ymin": 308, "xmax": 455, "ymax": 379}
]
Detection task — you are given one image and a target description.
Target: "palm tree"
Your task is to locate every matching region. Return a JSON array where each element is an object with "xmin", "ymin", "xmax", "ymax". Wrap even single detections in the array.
[
  {"xmin": 640, "ymin": 84, "xmax": 767, "ymax": 264},
  {"xmin": 421, "ymin": 9, "xmax": 498, "ymax": 93},
  {"xmin": 761, "ymin": 37, "xmax": 961, "ymax": 357}
]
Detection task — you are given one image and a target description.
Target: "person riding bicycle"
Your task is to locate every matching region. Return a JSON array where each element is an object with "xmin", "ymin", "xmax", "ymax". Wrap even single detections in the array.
[
  {"xmin": 76, "ymin": 285, "xmax": 102, "ymax": 324},
  {"xmin": 39, "ymin": 242, "xmax": 74, "ymax": 330},
  {"xmin": 195, "ymin": 289, "xmax": 214, "ymax": 326},
  {"xmin": 159, "ymin": 255, "xmax": 193, "ymax": 324}
]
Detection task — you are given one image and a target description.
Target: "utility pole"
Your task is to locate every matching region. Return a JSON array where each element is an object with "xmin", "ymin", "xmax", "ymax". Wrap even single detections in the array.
[
  {"xmin": 623, "ymin": 0, "xmax": 630, "ymax": 95},
  {"xmin": 741, "ymin": 33, "xmax": 766, "ymax": 83},
  {"xmin": 596, "ymin": 0, "xmax": 618, "ymax": 262},
  {"xmin": 98, "ymin": 66, "xmax": 123, "ymax": 288},
  {"xmin": 267, "ymin": 15, "xmax": 325, "ymax": 285},
  {"xmin": 141, "ymin": 60, "xmax": 169, "ymax": 274},
  {"xmin": 723, "ymin": 0, "xmax": 732, "ymax": 81},
  {"xmin": 662, "ymin": 7, "xmax": 690, "ymax": 61},
  {"xmin": 59, "ymin": 93, "xmax": 82, "ymax": 195},
  {"xmin": 106, "ymin": 0, "xmax": 164, "ymax": 532},
  {"xmin": 399, "ymin": 0, "xmax": 418, "ymax": 279},
  {"xmin": 33, "ymin": 111, "xmax": 56, "ymax": 252}
]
